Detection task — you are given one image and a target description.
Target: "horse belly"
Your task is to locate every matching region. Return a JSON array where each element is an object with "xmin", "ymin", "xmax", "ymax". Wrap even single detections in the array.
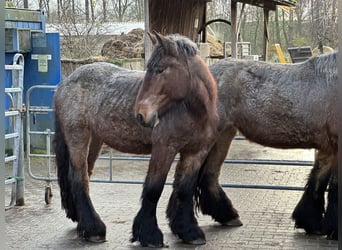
[
  {"xmin": 232, "ymin": 110, "xmax": 319, "ymax": 149},
  {"xmin": 99, "ymin": 123, "xmax": 152, "ymax": 155}
]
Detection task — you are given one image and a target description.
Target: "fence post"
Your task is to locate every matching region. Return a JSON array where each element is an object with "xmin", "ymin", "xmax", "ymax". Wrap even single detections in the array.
[
  {"xmin": 0, "ymin": 1, "xmax": 6, "ymax": 246},
  {"xmin": 12, "ymin": 54, "xmax": 25, "ymax": 206}
]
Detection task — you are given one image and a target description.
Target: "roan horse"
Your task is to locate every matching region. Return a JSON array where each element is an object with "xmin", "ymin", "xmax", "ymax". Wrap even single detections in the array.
[
  {"xmin": 54, "ymin": 32, "xmax": 241, "ymax": 247},
  {"xmin": 207, "ymin": 51, "xmax": 338, "ymax": 240}
]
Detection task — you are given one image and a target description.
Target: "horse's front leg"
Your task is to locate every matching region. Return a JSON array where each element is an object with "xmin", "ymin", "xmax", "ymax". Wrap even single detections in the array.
[
  {"xmin": 131, "ymin": 145, "xmax": 177, "ymax": 247},
  {"xmin": 292, "ymin": 150, "xmax": 332, "ymax": 235},
  {"xmin": 167, "ymin": 151, "xmax": 208, "ymax": 245}
]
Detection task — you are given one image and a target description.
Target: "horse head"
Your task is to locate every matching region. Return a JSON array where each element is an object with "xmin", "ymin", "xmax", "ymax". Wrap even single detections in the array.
[{"xmin": 135, "ymin": 31, "xmax": 218, "ymax": 128}]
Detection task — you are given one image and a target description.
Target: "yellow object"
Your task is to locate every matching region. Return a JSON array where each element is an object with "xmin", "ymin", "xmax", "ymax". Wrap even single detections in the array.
[
  {"xmin": 275, "ymin": 43, "xmax": 287, "ymax": 63},
  {"xmin": 312, "ymin": 45, "xmax": 334, "ymax": 56},
  {"xmin": 279, "ymin": 5, "xmax": 296, "ymax": 12}
]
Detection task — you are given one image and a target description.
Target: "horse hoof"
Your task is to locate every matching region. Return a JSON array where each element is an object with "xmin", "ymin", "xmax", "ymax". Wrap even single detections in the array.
[
  {"xmin": 184, "ymin": 238, "xmax": 206, "ymax": 245},
  {"xmin": 146, "ymin": 242, "xmax": 168, "ymax": 248},
  {"xmin": 86, "ymin": 235, "xmax": 107, "ymax": 243},
  {"xmin": 223, "ymin": 218, "xmax": 243, "ymax": 227},
  {"xmin": 326, "ymin": 231, "xmax": 338, "ymax": 240},
  {"xmin": 308, "ymin": 230, "xmax": 324, "ymax": 235}
]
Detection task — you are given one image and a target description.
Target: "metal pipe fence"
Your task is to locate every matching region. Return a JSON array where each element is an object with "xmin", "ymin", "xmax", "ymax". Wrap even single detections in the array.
[{"xmin": 4, "ymin": 53, "xmax": 25, "ymax": 209}]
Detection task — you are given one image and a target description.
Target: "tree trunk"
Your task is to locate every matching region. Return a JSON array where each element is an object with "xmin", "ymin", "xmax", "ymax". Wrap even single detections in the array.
[
  {"xmin": 252, "ymin": 9, "xmax": 260, "ymax": 55},
  {"xmin": 85, "ymin": 0, "xmax": 90, "ymax": 23},
  {"xmin": 90, "ymin": 0, "xmax": 95, "ymax": 22},
  {"xmin": 102, "ymin": 0, "xmax": 107, "ymax": 22},
  {"xmin": 275, "ymin": 8, "xmax": 281, "ymax": 44},
  {"xmin": 282, "ymin": 10, "xmax": 289, "ymax": 47}
]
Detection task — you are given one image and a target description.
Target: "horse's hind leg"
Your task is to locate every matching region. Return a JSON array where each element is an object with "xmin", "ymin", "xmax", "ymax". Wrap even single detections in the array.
[
  {"xmin": 322, "ymin": 153, "xmax": 338, "ymax": 240},
  {"xmin": 196, "ymin": 125, "xmax": 241, "ymax": 226},
  {"xmin": 64, "ymin": 131, "xmax": 106, "ymax": 242},
  {"xmin": 292, "ymin": 150, "xmax": 332, "ymax": 235},
  {"xmin": 167, "ymin": 151, "xmax": 212, "ymax": 245}
]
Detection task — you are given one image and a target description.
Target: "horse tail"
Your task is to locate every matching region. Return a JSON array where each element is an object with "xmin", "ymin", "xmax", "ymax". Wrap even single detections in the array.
[
  {"xmin": 54, "ymin": 114, "xmax": 78, "ymax": 222},
  {"xmin": 194, "ymin": 158, "xmax": 207, "ymax": 214}
]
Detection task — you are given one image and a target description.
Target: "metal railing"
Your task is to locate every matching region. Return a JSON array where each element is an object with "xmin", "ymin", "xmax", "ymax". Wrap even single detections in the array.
[{"xmin": 4, "ymin": 53, "xmax": 25, "ymax": 209}]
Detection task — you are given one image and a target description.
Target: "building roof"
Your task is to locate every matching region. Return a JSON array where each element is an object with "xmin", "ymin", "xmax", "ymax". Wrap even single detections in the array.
[
  {"xmin": 232, "ymin": 0, "xmax": 296, "ymax": 10},
  {"xmin": 46, "ymin": 22, "xmax": 144, "ymax": 36}
]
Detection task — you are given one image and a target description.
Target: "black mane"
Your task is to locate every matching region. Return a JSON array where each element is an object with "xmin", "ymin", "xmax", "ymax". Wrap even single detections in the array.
[
  {"xmin": 147, "ymin": 34, "xmax": 199, "ymax": 71},
  {"xmin": 311, "ymin": 51, "xmax": 337, "ymax": 82}
]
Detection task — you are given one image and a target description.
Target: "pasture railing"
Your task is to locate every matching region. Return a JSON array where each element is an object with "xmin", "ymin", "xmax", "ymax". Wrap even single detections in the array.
[
  {"xmin": 4, "ymin": 53, "xmax": 25, "ymax": 209},
  {"xmin": 25, "ymin": 85, "xmax": 314, "ymax": 205}
]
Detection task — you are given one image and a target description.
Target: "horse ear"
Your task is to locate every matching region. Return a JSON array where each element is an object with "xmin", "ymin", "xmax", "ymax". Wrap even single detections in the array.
[
  {"xmin": 147, "ymin": 31, "xmax": 157, "ymax": 45},
  {"xmin": 152, "ymin": 31, "xmax": 167, "ymax": 49},
  {"xmin": 152, "ymin": 31, "xmax": 178, "ymax": 56}
]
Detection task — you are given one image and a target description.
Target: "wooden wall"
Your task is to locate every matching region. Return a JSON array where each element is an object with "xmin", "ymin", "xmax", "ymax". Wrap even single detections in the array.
[{"xmin": 148, "ymin": 0, "xmax": 208, "ymax": 41}]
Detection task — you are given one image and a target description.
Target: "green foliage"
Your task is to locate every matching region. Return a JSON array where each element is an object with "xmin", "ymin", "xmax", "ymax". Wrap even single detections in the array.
[
  {"xmin": 291, "ymin": 37, "xmax": 314, "ymax": 47},
  {"xmin": 110, "ymin": 59, "xmax": 123, "ymax": 67},
  {"xmin": 5, "ymin": 1, "xmax": 15, "ymax": 8},
  {"xmin": 30, "ymin": 148, "xmax": 47, "ymax": 155}
]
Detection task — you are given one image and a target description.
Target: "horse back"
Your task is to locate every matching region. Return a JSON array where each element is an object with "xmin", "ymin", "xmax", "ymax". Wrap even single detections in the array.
[
  {"xmin": 54, "ymin": 62, "xmax": 152, "ymax": 154},
  {"xmin": 210, "ymin": 53, "xmax": 337, "ymax": 150}
]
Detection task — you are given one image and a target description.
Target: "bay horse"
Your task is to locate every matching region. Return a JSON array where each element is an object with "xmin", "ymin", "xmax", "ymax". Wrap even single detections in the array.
[
  {"xmin": 54, "ymin": 32, "xmax": 241, "ymax": 247},
  {"xmin": 206, "ymin": 51, "xmax": 338, "ymax": 240}
]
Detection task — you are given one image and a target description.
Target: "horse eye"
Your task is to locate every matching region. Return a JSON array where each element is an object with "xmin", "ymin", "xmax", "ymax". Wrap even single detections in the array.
[{"xmin": 155, "ymin": 67, "xmax": 165, "ymax": 74}]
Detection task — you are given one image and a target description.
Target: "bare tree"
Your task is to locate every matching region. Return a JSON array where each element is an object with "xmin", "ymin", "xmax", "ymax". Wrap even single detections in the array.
[
  {"xmin": 85, "ymin": 0, "xmax": 90, "ymax": 23},
  {"xmin": 39, "ymin": 0, "xmax": 337, "ymax": 60},
  {"xmin": 38, "ymin": 0, "xmax": 51, "ymax": 20},
  {"xmin": 90, "ymin": 0, "xmax": 95, "ymax": 23},
  {"xmin": 129, "ymin": 0, "xmax": 144, "ymax": 21},
  {"xmin": 111, "ymin": 0, "xmax": 132, "ymax": 22},
  {"xmin": 102, "ymin": 0, "xmax": 107, "ymax": 22}
]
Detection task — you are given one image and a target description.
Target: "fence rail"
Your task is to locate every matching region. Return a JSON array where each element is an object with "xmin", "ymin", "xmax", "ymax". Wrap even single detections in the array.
[{"xmin": 4, "ymin": 53, "xmax": 25, "ymax": 209}]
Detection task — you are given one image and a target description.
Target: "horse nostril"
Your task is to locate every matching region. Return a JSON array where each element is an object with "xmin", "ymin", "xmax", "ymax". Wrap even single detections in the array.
[{"xmin": 136, "ymin": 113, "xmax": 144, "ymax": 124}]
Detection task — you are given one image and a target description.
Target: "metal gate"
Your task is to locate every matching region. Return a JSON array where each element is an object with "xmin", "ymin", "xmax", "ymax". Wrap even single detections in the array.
[
  {"xmin": 25, "ymin": 85, "xmax": 314, "ymax": 205},
  {"xmin": 5, "ymin": 54, "xmax": 25, "ymax": 209}
]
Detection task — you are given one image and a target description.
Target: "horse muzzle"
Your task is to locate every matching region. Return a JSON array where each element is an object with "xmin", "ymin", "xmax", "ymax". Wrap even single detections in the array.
[{"xmin": 136, "ymin": 112, "xmax": 159, "ymax": 128}]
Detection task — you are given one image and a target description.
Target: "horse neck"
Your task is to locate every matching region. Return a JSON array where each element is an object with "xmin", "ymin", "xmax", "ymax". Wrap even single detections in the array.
[{"xmin": 185, "ymin": 56, "xmax": 218, "ymax": 128}]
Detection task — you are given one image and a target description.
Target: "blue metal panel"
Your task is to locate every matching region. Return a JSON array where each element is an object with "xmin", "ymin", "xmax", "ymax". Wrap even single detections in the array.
[
  {"xmin": 4, "ymin": 9, "xmax": 58, "ymax": 149},
  {"xmin": 5, "ymin": 21, "xmax": 43, "ymax": 31},
  {"xmin": 5, "ymin": 8, "xmax": 46, "ymax": 32},
  {"xmin": 24, "ymin": 32, "xmax": 61, "ymax": 94},
  {"xmin": 24, "ymin": 33, "xmax": 61, "ymax": 134}
]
